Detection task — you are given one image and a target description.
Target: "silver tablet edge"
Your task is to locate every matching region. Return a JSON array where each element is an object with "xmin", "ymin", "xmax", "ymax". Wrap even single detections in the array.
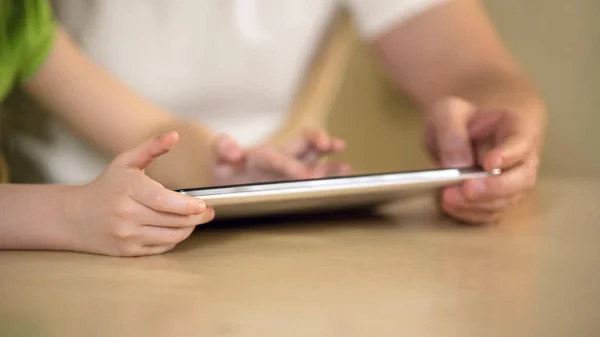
[{"xmin": 180, "ymin": 167, "xmax": 500, "ymax": 207}]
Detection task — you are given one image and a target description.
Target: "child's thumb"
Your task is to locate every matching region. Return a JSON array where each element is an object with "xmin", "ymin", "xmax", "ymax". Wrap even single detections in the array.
[{"xmin": 114, "ymin": 131, "xmax": 179, "ymax": 170}]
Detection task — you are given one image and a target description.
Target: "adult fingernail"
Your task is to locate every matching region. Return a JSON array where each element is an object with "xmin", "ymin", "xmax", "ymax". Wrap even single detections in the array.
[
  {"xmin": 488, "ymin": 156, "xmax": 503, "ymax": 169},
  {"xmin": 443, "ymin": 154, "xmax": 471, "ymax": 168},
  {"xmin": 444, "ymin": 187, "xmax": 463, "ymax": 206},
  {"xmin": 468, "ymin": 180, "xmax": 486, "ymax": 199}
]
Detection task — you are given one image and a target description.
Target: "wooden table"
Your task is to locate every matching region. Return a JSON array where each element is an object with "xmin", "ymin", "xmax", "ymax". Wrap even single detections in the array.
[{"xmin": 1, "ymin": 177, "xmax": 599, "ymax": 337}]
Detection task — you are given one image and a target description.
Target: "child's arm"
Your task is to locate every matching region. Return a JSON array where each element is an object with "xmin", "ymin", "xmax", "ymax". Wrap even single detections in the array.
[
  {"xmin": 0, "ymin": 183, "xmax": 79, "ymax": 251},
  {"xmin": 0, "ymin": 132, "xmax": 214, "ymax": 256},
  {"xmin": 22, "ymin": 27, "xmax": 214, "ymax": 189}
]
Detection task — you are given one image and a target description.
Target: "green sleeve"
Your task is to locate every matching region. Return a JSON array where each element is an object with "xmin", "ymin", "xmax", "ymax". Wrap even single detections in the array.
[{"xmin": 17, "ymin": 0, "xmax": 57, "ymax": 82}]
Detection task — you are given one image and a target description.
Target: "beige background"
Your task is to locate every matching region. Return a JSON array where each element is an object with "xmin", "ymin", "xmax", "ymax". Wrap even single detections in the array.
[{"xmin": 328, "ymin": 0, "xmax": 600, "ymax": 178}]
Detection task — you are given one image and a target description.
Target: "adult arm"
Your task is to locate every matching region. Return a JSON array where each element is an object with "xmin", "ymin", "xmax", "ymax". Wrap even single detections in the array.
[
  {"xmin": 371, "ymin": 0, "xmax": 544, "ymax": 116},
  {"xmin": 366, "ymin": 0, "xmax": 546, "ymax": 222}
]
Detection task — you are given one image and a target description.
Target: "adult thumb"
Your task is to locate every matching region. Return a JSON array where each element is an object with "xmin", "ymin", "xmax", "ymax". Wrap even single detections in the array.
[
  {"xmin": 114, "ymin": 131, "xmax": 179, "ymax": 170},
  {"xmin": 428, "ymin": 97, "xmax": 476, "ymax": 168}
]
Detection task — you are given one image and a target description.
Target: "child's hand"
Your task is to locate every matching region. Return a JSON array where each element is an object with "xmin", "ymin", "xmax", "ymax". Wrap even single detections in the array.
[
  {"xmin": 212, "ymin": 128, "xmax": 351, "ymax": 185},
  {"xmin": 65, "ymin": 132, "xmax": 214, "ymax": 257}
]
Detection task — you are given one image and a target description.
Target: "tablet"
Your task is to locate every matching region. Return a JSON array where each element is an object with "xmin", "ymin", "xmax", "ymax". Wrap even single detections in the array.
[{"xmin": 177, "ymin": 167, "xmax": 500, "ymax": 220}]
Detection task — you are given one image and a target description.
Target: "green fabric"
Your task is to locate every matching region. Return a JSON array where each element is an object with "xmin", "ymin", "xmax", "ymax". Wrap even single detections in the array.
[{"xmin": 0, "ymin": 0, "xmax": 55, "ymax": 101}]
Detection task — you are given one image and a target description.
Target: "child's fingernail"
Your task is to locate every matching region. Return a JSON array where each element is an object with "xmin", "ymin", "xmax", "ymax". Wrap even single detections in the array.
[
  {"xmin": 205, "ymin": 207, "xmax": 215, "ymax": 220},
  {"xmin": 195, "ymin": 200, "xmax": 206, "ymax": 213},
  {"xmin": 157, "ymin": 131, "xmax": 176, "ymax": 141}
]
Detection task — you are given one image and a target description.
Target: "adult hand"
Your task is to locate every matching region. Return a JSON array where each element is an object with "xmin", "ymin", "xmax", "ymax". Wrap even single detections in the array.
[
  {"xmin": 212, "ymin": 128, "xmax": 351, "ymax": 185},
  {"xmin": 66, "ymin": 132, "xmax": 214, "ymax": 256},
  {"xmin": 423, "ymin": 97, "xmax": 544, "ymax": 224}
]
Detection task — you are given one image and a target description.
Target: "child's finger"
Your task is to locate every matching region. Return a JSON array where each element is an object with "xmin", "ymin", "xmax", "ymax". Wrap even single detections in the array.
[
  {"xmin": 113, "ymin": 131, "xmax": 179, "ymax": 171},
  {"xmin": 138, "ymin": 206, "xmax": 215, "ymax": 228},
  {"xmin": 131, "ymin": 175, "xmax": 206, "ymax": 216},
  {"xmin": 140, "ymin": 244, "xmax": 178, "ymax": 256},
  {"xmin": 310, "ymin": 162, "xmax": 352, "ymax": 178},
  {"xmin": 139, "ymin": 226, "xmax": 196, "ymax": 246}
]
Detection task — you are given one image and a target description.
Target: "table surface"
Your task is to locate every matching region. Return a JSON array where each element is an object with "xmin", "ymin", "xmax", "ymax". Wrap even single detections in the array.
[{"xmin": 1, "ymin": 177, "xmax": 600, "ymax": 337}]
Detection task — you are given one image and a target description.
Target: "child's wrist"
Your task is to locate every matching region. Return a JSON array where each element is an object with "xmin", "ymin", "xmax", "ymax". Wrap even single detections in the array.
[{"xmin": 56, "ymin": 185, "xmax": 87, "ymax": 252}]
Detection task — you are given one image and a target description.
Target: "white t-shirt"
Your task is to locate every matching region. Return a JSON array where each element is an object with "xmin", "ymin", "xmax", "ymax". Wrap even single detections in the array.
[{"xmin": 13, "ymin": 0, "xmax": 447, "ymax": 184}]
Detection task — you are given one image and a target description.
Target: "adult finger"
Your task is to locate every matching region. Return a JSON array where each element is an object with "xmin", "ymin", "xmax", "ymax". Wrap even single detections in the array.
[
  {"xmin": 442, "ymin": 186, "xmax": 521, "ymax": 212},
  {"xmin": 299, "ymin": 138, "xmax": 346, "ymax": 164},
  {"xmin": 482, "ymin": 133, "xmax": 535, "ymax": 171},
  {"xmin": 427, "ymin": 97, "xmax": 477, "ymax": 168},
  {"xmin": 131, "ymin": 175, "xmax": 207, "ymax": 215},
  {"xmin": 251, "ymin": 146, "xmax": 310, "ymax": 179},
  {"xmin": 443, "ymin": 206, "xmax": 503, "ymax": 225},
  {"xmin": 213, "ymin": 134, "xmax": 246, "ymax": 165},
  {"xmin": 470, "ymin": 110, "xmax": 536, "ymax": 170},
  {"xmin": 282, "ymin": 129, "xmax": 325, "ymax": 157},
  {"xmin": 113, "ymin": 131, "xmax": 179, "ymax": 171},
  {"xmin": 139, "ymin": 226, "xmax": 196, "ymax": 246},
  {"xmin": 302, "ymin": 128, "xmax": 332, "ymax": 153},
  {"xmin": 285, "ymin": 128, "xmax": 345, "ymax": 160},
  {"xmin": 461, "ymin": 156, "xmax": 539, "ymax": 201},
  {"xmin": 310, "ymin": 162, "xmax": 352, "ymax": 178},
  {"xmin": 325, "ymin": 162, "xmax": 352, "ymax": 176}
]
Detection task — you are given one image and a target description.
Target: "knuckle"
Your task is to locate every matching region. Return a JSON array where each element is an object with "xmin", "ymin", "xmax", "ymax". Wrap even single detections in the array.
[
  {"xmin": 148, "ymin": 190, "xmax": 166, "ymax": 208},
  {"xmin": 114, "ymin": 200, "xmax": 137, "ymax": 220},
  {"xmin": 112, "ymin": 223, "xmax": 137, "ymax": 241}
]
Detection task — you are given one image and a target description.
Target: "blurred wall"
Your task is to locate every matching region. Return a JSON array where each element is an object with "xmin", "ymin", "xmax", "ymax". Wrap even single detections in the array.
[{"xmin": 328, "ymin": 0, "xmax": 600, "ymax": 178}]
